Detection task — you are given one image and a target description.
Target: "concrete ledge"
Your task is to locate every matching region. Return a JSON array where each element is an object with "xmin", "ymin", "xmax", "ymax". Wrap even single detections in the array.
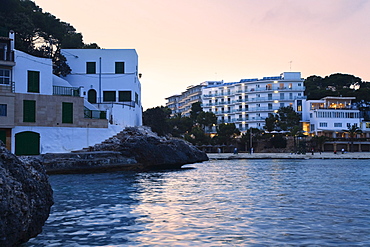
[{"xmin": 207, "ymin": 152, "xmax": 370, "ymax": 160}]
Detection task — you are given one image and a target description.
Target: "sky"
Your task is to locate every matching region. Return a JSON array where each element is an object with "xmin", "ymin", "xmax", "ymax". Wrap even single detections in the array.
[{"xmin": 34, "ymin": 0, "xmax": 370, "ymax": 109}]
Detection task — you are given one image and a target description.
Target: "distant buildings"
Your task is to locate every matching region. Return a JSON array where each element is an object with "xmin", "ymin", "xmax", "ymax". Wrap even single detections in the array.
[
  {"xmin": 166, "ymin": 72, "xmax": 305, "ymax": 131},
  {"xmin": 165, "ymin": 72, "xmax": 370, "ymax": 140},
  {"xmin": 0, "ymin": 31, "xmax": 142, "ymax": 154},
  {"xmin": 202, "ymin": 72, "xmax": 305, "ymax": 131},
  {"xmin": 165, "ymin": 84, "xmax": 203, "ymax": 117}
]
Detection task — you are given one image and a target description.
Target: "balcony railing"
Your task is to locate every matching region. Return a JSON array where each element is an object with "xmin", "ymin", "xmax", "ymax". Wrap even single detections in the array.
[
  {"xmin": 84, "ymin": 107, "xmax": 107, "ymax": 119},
  {"xmin": 53, "ymin": 86, "xmax": 80, "ymax": 97},
  {"xmin": 0, "ymin": 81, "xmax": 15, "ymax": 93}
]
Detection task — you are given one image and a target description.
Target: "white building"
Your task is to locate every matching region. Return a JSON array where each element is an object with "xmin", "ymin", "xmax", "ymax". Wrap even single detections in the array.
[
  {"xmin": 301, "ymin": 96, "xmax": 364, "ymax": 137},
  {"xmin": 202, "ymin": 72, "xmax": 305, "ymax": 131},
  {"xmin": 165, "ymin": 84, "xmax": 204, "ymax": 117},
  {"xmin": 0, "ymin": 31, "xmax": 142, "ymax": 155},
  {"xmin": 61, "ymin": 49, "xmax": 142, "ymax": 127}
]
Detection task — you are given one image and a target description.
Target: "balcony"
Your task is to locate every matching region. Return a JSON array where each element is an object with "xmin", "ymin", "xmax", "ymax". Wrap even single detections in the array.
[
  {"xmin": 0, "ymin": 48, "xmax": 15, "ymax": 66},
  {"xmin": 0, "ymin": 81, "xmax": 14, "ymax": 93},
  {"xmin": 53, "ymin": 86, "xmax": 80, "ymax": 97}
]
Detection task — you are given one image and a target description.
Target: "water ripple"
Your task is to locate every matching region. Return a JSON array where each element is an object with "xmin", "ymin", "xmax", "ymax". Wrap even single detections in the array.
[{"xmin": 25, "ymin": 159, "xmax": 370, "ymax": 246}]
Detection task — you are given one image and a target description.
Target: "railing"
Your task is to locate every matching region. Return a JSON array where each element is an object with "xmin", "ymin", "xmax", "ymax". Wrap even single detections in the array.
[
  {"xmin": 84, "ymin": 107, "xmax": 107, "ymax": 119},
  {"xmin": 0, "ymin": 81, "xmax": 15, "ymax": 93},
  {"xmin": 53, "ymin": 86, "xmax": 80, "ymax": 97}
]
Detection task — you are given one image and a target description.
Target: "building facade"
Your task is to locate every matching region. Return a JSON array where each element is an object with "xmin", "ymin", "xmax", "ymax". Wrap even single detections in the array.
[
  {"xmin": 165, "ymin": 84, "xmax": 203, "ymax": 116},
  {"xmin": 61, "ymin": 49, "xmax": 142, "ymax": 127},
  {"xmin": 0, "ymin": 31, "xmax": 142, "ymax": 155},
  {"xmin": 202, "ymin": 72, "xmax": 305, "ymax": 131}
]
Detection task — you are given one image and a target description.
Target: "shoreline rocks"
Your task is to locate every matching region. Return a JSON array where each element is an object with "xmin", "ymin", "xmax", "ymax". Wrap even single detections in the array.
[
  {"xmin": 40, "ymin": 127, "xmax": 209, "ymax": 174},
  {"xmin": 0, "ymin": 142, "xmax": 53, "ymax": 247}
]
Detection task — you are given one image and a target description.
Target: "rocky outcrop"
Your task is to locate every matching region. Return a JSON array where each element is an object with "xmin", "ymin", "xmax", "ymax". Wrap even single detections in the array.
[
  {"xmin": 42, "ymin": 151, "xmax": 139, "ymax": 174},
  {"xmin": 0, "ymin": 142, "xmax": 53, "ymax": 247},
  {"xmin": 88, "ymin": 126, "xmax": 209, "ymax": 169}
]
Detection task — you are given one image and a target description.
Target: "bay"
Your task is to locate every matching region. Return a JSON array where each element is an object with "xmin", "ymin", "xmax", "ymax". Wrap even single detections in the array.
[{"xmin": 25, "ymin": 159, "xmax": 370, "ymax": 246}]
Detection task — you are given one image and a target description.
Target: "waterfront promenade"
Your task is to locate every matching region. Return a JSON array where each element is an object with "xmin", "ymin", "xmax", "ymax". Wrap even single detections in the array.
[{"xmin": 207, "ymin": 152, "xmax": 370, "ymax": 160}]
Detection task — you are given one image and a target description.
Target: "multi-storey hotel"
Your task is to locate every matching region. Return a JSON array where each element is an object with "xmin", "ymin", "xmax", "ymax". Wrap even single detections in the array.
[
  {"xmin": 165, "ymin": 84, "xmax": 203, "ymax": 117},
  {"xmin": 202, "ymin": 72, "xmax": 305, "ymax": 131}
]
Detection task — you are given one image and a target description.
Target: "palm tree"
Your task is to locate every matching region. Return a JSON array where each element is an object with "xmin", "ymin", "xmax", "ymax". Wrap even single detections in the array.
[{"xmin": 343, "ymin": 124, "xmax": 362, "ymax": 152}]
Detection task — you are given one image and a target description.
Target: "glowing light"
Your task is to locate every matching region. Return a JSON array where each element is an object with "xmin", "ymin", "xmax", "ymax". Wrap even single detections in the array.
[
  {"xmin": 274, "ymin": 81, "xmax": 278, "ymax": 83},
  {"xmin": 274, "ymin": 90, "xmax": 279, "ymax": 93},
  {"xmin": 274, "ymin": 100, "xmax": 279, "ymax": 103}
]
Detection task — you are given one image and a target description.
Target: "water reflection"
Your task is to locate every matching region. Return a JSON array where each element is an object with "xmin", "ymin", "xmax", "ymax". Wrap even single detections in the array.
[{"xmin": 26, "ymin": 159, "xmax": 370, "ymax": 246}]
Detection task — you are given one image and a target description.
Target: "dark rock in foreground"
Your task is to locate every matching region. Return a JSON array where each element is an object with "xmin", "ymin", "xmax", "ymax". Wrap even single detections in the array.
[
  {"xmin": 0, "ymin": 142, "xmax": 53, "ymax": 247},
  {"xmin": 89, "ymin": 126, "xmax": 209, "ymax": 169}
]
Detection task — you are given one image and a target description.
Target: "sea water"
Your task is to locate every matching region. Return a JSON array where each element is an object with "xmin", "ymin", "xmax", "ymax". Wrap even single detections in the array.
[{"xmin": 25, "ymin": 159, "xmax": 370, "ymax": 246}]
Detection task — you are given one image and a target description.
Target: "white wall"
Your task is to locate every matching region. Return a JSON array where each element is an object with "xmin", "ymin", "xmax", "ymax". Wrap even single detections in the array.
[
  {"xmin": 12, "ymin": 124, "xmax": 124, "ymax": 154},
  {"xmin": 61, "ymin": 49, "xmax": 142, "ymax": 127},
  {"xmin": 13, "ymin": 50, "xmax": 53, "ymax": 95}
]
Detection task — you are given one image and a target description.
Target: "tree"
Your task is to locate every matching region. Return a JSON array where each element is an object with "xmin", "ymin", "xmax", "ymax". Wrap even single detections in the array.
[
  {"xmin": 184, "ymin": 126, "xmax": 211, "ymax": 145},
  {"xmin": 214, "ymin": 123, "xmax": 240, "ymax": 145},
  {"xmin": 343, "ymin": 124, "xmax": 362, "ymax": 152},
  {"xmin": 0, "ymin": 0, "xmax": 101, "ymax": 77},
  {"xmin": 264, "ymin": 106, "xmax": 301, "ymax": 132},
  {"xmin": 190, "ymin": 102, "xmax": 202, "ymax": 123},
  {"xmin": 196, "ymin": 111, "xmax": 217, "ymax": 131},
  {"xmin": 167, "ymin": 114, "xmax": 193, "ymax": 137},
  {"xmin": 142, "ymin": 106, "xmax": 171, "ymax": 136}
]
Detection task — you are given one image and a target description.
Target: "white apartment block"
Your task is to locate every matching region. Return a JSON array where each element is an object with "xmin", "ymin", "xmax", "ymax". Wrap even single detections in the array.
[
  {"xmin": 202, "ymin": 72, "xmax": 305, "ymax": 131},
  {"xmin": 165, "ymin": 84, "xmax": 203, "ymax": 117}
]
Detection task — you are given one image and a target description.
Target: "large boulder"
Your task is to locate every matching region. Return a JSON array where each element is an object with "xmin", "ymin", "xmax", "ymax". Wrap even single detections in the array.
[
  {"xmin": 0, "ymin": 142, "xmax": 53, "ymax": 247},
  {"xmin": 90, "ymin": 127, "xmax": 209, "ymax": 169}
]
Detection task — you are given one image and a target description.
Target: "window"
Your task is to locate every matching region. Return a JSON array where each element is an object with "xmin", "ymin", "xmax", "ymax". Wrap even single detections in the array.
[
  {"xmin": 268, "ymin": 93, "xmax": 272, "ymax": 100},
  {"xmin": 268, "ymin": 103, "xmax": 272, "ymax": 110},
  {"xmin": 0, "ymin": 69, "xmax": 10, "ymax": 84},
  {"xmin": 103, "ymin": 91, "xmax": 116, "ymax": 102},
  {"xmin": 280, "ymin": 103, "xmax": 285, "ymax": 108},
  {"xmin": 334, "ymin": 123, "xmax": 342, "ymax": 127},
  {"xmin": 0, "ymin": 104, "xmax": 7, "ymax": 116},
  {"xmin": 280, "ymin": 93, "xmax": 284, "ymax": 99},
  {"xmin": 62, "ymin": 102, "xmax": 73, "ymax": 124},
  {"xmin": 319, "ymin": 122, "xmax": 328, "ymax": 127},
  {"xmin": 366, "ymin": 122, "xmax": 370, "ymax": 128},
  {"xmin": 310, "ymin": 113, "xmax": 313, "ymax": 118},
  {"xmin": 347, "ymin": 123, "xmax": 351, "ymax": 128},
  {"xmin": 119, "ymin": 91, "xmax": 132, "ymax": 102},
  {"xmin": 115, "ymin": 62, "xmax": 125, "ymax": 74},
  {"xmin": 310, "ymin": 124, "xmax": 315, "ymax": 131},
  {"xmin": 27, "ymin": 71, "xmax": 40, "ymax": 93},
  {"xmin": 135, "ymin": 92, "xmax": 139, "ymax": 104},
  {"xmin": 88, "ymin": 89, "xmax": 97, "ymax": 104},
  {"xmin": 86, "ymin": 62, "xmax": 96, "ymax": 74},
  {"xmin": 23, "ymin": 100, "xmax": 36, "ymax": 122}
]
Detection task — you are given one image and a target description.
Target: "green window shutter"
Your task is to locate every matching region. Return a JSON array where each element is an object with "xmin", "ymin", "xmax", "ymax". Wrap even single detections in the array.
[
  {"xmin": 0, "ymin": 130, "xmax": 6, "ymax": 145},
  {"xmin": 103, "ymin": 91, "xmax": 116, "ymax": 102},
  {"xmin": 86, "ymin": 62, "xmax": 96, "ymax": 74},
  {"xmin": 62, "ymin": 102, "xmax": 73, "ymax": 123},
  {"xmin": 23, "ymin": 100, "xmax": 36, "ymax": 122},
  {"xmin": 119, "ymin": 91, "xmax": 131, "ymax": 102},
  {"xmin": 27, "ymin": 71, "xmax": 40, "ymax": 93},
  {"xmin": 115, "ymin": 62, "xmax": 125, "ymax": 74},
  {"xmin": 135, "ymin": 92, "xmax": 139, "ymax": 104}
]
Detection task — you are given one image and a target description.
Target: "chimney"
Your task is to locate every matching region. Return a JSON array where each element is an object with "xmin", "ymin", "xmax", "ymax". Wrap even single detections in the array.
[{"xmin": 9, "ymin": 30, "xmax": 15, "ymax": 51}]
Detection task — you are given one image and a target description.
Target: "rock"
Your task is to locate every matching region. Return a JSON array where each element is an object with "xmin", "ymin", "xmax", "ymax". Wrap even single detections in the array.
[
  {"xmin": 0, "ymin": 141, "xmax": 53, "ymax": 247},
  {"xmin": 41, "ymin": 151, "xmax": 139, "ymax": 174},
  {"xmin": 90, "ymin": 126, "xmax": 209, "ymax": 169}
]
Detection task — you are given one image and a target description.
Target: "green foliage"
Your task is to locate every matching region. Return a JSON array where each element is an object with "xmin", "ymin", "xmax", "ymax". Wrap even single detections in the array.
[
  {"xmin": 0, "ymin": 0, "xmax": 100, "ymax": 76},
  {"xmin": 196, "ymin": 111, "xmax": 217, "ymax": 129},
  {"xmin": 264, "ymin": 106, "xmax": 301, "ymax": 132},
  {"xmin": 305, "ymin": 73, "xmax": 370, "ymax": 105},
  {"xmin": 184, "ymin": 126, "xmax": 211, "ymax": 145},
  {"xmin": 214, "ymin": 123, "xmax": 240, "ymax": 145},
  {"xmin": 142, "ymin": 106, "xmax": 171, "ymax": 136},
  {"xmin": 167, "ymin": 114, "xmax": 193, "ymax": 137},
  {"xmin": 190, "ymin": 102, "xmax": 202, "ymax": 122}
]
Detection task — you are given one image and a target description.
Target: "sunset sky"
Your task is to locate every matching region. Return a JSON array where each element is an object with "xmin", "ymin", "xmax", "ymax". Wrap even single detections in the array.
[{"xmin": 34, "ymin": 0, "xmax": 370, "ymax": 109}]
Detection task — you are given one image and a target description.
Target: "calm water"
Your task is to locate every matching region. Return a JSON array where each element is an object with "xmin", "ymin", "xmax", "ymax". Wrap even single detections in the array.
[{"xmin": 26, "ymin": 159, "xmax": 370, "ymax": 246}]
